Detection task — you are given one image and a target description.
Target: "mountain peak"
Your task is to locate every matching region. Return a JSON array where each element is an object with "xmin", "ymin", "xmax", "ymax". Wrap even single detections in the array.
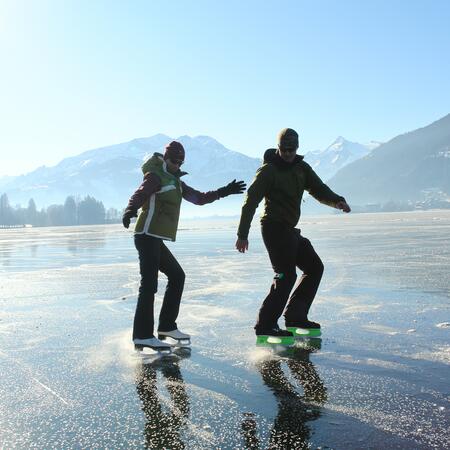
[
  {"xmin": 304, "ymin": 136, "xmax": 375, "ymax": 181},
  {"xmin": 327, "ymin": 136, "xmax": 349, "ymax": 151},
  {"xmin": 148, "ymin": 133, "xmax": 172, "ymax": 140},
  {"xmin": 176, "ymin": 135, "xmax": 220, "ymax": 145},
  {"xmin": 333, "ymin": 136, "xmax": 347, "ymax": 144}
]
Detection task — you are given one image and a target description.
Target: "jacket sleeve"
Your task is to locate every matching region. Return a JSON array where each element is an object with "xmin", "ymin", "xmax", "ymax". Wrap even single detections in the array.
[
  {"xmin": 304, "ymin": 163, "xmax": 345, "ymax": 207},
  {"xmin": 124, "ymin": 173, "xmax": 162, "ymax": 214},
  {"xmin": 181, "ymin": 181, "xmax": 220, "ymax": 205},
  {"xmin": 237, "ymin": 165, "xmax": 273, "ymax": 239}
]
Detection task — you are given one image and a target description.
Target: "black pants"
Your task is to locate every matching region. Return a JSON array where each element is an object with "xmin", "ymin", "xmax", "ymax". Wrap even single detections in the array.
[
  {"xmin": 255, "ymin": 222, "xmax": 324, "ymax": 333},
  {"xmin": 133, "ymin": 234, "xmax": 185, "ymax": 340}
]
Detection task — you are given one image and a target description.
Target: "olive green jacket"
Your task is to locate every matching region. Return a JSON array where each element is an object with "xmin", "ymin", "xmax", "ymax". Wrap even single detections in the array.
[
  {"xmin": 237, "ymin": 149, "xmax": 345, "ymax": 239},
  {"xmin": 134, "ymin": 154, "xmax": 183, "ymax": 241}
]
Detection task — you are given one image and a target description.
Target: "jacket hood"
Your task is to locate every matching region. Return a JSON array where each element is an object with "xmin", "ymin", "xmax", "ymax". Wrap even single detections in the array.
[
  {"xmin": 263, "ymin": 148, "xmax": 304, "ymax": 169},
  {"xmin": 142, "ymin": 152, "xmax": 187, "ymax": 178}
]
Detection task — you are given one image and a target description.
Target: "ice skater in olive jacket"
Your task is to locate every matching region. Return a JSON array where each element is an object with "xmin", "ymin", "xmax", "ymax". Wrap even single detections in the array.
[
  {"xmin": 123, "ymin": 141, "xmax": 246, "ymax": 350},
  {"xmin": 235, "ymin": 128, "xmax": 351, "ymax": 339}
]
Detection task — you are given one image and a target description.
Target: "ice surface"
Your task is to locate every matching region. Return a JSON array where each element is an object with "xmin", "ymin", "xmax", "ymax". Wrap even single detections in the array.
[{"xmin": 0, "ymin": 211, "xmax": 449, "ymax": 449}]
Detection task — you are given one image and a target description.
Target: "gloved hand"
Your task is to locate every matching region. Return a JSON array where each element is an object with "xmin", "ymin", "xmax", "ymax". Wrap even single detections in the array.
[
  {"xmin": 122, "ymin": 208, "xmax": 137, "ymax": 229},
  {"xmin": 217, "ymin": 179, "xmax": 246, "ymax": 198},
  {"xmin": 336, "ymin": 200, "xmax": 351, "ymax": 213}
]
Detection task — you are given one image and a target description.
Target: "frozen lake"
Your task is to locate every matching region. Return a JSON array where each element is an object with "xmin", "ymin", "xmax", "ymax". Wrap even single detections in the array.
[{"xmin": 0, "ymin": 211, "xmax": 449, "ymax": 449}]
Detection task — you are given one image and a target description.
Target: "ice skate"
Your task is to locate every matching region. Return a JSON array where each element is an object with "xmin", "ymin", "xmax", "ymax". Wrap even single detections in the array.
[
  {"xmin": 158, "ymin": 329, "xmax": 191, "ymax": 347},
  {"xmin": 134, "ymin": 337, "xmax": 173, "ymax": 355},
  {"xmin": 256, "ymin": 327, "xmax": 294, "ymax": 347},
  {"xmin": 286, "ymin": 320, "xmax": 321, "ymax": 338}
]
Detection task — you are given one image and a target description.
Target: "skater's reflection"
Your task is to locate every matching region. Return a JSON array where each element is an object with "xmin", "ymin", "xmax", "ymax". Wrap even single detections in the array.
[
  {"xmin": 135, "ymin": 353, "xmax": 190, "ymax": 450},
  {"xmin": 242, "ymin": 342, "xmax": 327, "ymax": 449}
]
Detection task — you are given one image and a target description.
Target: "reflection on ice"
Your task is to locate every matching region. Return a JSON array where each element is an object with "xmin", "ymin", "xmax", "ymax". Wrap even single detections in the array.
[
  {"xmin": 135, "ymin": 359, "xmax": 190, "ymax": 450},
  {"xmin": 247, "ymin": 346, "xmax": 326, "ymax": 449}
]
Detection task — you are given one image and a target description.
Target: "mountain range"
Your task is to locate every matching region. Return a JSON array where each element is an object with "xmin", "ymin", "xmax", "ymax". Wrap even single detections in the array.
[
  {"xmin": 0, "ymin": 134, "xmax": 374, "ymax": 214},
  {"xmin": 328, "ymin": 114, "xmax": 450, "ymax": 206},
  {"xmin": 0, "ymin": 135, "xmax": 262, "ymax": 217},
  {"xmin": 1, "ymin": 114, "xmax": 449, "ymax": 216}
]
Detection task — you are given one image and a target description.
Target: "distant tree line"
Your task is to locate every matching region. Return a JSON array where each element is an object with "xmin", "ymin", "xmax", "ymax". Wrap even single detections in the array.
[{"xmin": 0, "ymin": 193, "xmax": 122, "ymax": 227}]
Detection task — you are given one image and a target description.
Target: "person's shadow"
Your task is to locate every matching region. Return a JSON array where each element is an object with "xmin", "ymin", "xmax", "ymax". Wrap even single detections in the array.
[
  {"xmin": 135, "ymin": 350, "xmax": 191, "ymax": 450},
  {"xmin": 242, "ymin": 341, "xmax": 327, "ymax": 449}
]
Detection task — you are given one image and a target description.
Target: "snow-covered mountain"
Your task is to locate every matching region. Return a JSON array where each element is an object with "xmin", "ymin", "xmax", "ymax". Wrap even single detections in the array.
[
  {"xmin": 0, "ymin": 135, "xmax": 262, "ymax": 216},
  {"xmin": 304, "ymin": 137, "xmax": 381, "ymax": 181},
  {"xmin": 328, "ymin": 114, "xmax": 450, "ymax": 206},
  {"xmin": 1, "ymin": 133, "xmax": 377, "ymax": 217}
]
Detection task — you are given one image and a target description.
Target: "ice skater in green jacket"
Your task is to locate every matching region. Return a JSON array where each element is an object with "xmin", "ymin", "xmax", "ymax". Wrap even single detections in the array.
[
  {"xmin": 123, "ymin": 141, "xmax": 246, "ymax": 352},
  {"xmin": 235, "ymin": 128, "xmax": 350, "ymax": 342}
]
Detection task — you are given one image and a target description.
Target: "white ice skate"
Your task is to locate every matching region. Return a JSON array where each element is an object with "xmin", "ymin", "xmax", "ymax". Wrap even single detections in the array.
[
  {"xmin": 134, "ymin": 337, "xmax": 173, "ymax": 355},
  {"xmin": 158, "ymin": 329, "xmax": 191, "ymax": 347}
]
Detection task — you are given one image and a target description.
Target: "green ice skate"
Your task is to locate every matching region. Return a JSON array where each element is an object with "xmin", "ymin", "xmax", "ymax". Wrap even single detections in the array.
[
  {"xmin": 256, "ymin": 335, "xmax": 295, "ymax": 346},
  {"xmin": 256, "ymin": 327, "xmax": 295, "ymax": 347},
  {"xmin": 286, "ymin": 326, "xmax": 322, "ymax": 338}
]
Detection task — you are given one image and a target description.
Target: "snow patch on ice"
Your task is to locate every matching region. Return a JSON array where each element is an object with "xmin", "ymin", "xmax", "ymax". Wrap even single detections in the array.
[
  {"xmin": 248, "ymin": 347, "xmax": 280, "ymax": 363},
  {"xmin": 411, "ymin": 345, "xmax": 450, "ymax": 365},
  {"xmin": 319, "ymin": 352, "xmax": 412, "ymax": 372},
  {"xmin": 186, "ymin": 282, "xmax": 244, "ymax": 298},
  {"xmin": 84, "ymin": 329, "xmax": 136, "ymax": 373},
  {"xmin": 183, "ymin": 303, "xmax": 242, "ymax": 323},
  {"xmin": 361, "ymin": 324, "xmax": 400, "ymax": 335},
  {"xmin": 364, "ymin": 357, "xmax": 412, "ymax": 371},
  {"xmin": 342, "ymin": 304, "xmax": 381, "ymax": 314}
]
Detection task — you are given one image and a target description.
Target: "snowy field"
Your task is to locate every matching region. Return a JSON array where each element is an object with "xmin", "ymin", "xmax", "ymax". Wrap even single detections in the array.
[{"xmin": 0, "ymin": 211, "xmax": 449, "ymax": 449}]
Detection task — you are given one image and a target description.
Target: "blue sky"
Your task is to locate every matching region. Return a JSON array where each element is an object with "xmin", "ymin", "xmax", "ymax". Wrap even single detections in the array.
[{"xmin": 1, "ymin": 0, "xmax": 449, "ymax": 176}]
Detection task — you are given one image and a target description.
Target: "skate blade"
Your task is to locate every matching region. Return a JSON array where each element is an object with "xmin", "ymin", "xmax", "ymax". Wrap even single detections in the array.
[
  {"xmin": 134, "ymin": 344, "xmax": 173, "ymax": 355},
  {"xmin": 159, "ymin": 336, "xmax": 191, "ymax": 347}
]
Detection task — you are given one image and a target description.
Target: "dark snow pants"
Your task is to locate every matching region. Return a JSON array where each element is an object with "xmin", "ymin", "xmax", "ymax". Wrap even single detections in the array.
[
  {"xmin": 133, "ymin": 234, "xmax": 185, "ymax": 340},
  {"xmin": 255, "ymin": 221, "xmax": 324, "ymax": 333}
]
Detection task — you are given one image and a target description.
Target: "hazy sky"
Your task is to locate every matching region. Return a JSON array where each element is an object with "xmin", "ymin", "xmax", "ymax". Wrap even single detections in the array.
[{"xmin": 1, "ymin": 0, "xmax": 449, "ymax": 176}]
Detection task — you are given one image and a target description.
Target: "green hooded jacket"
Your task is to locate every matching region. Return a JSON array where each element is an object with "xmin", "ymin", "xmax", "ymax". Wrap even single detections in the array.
[
  {"xmin": 237, "ymin": 149, "xmax": 345, "ymax": 239},
  {"xmin": 134, "ymin": 153, "xmax": 183, "ymax": 241}
]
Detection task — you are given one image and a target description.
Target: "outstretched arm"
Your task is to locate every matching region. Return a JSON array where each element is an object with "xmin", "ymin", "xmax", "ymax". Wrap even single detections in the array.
[
  {"xmin": 181, "ymin": 179, "xmax": 246, "ymax": 205},
  {"xmin": 305, "ymin": 163, "xmax": 350, "ymax": 212},
  {"xmin": 181, "ymin": 182, "xmax": 219, "ymax": 205}
]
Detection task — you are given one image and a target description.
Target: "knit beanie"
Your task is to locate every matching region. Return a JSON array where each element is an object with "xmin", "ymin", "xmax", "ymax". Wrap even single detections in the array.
[
  {"xmin": 164, "ymin": 141, "xmax": 185, "ymax": 161},
  {"xmin": 278, "ymin": 128, "xmax": 299, "ymax": 149}
]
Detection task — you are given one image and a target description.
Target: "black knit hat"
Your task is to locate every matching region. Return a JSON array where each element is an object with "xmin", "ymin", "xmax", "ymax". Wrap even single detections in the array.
[
  {"xmin": 278, "ymin": 128, "xmax": 299, "ymax": 149},
  {"xmin": 164, "ymin": 141, "xmax": 185, "ymax": 161}
]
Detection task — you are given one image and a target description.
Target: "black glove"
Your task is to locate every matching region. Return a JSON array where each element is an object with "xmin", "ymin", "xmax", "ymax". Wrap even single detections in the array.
[
  {"xmin": 122, "ymin": 208, "xmax": 137, "ymax": 229},
  {"xmin": 217, "ymin": 179, "xmax": 246, "ymax": 198}
]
